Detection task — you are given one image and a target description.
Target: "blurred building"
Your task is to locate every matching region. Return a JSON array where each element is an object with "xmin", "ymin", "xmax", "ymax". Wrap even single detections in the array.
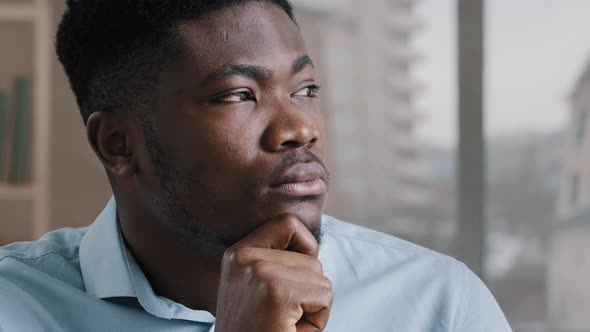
[
  {"xmin": 294, "ymin": 0, "xmax": 432, "ymax": 240},
  {"xmin": 416, "ymin": 143, "xmax": 456, "ymax": 252},
  {"xmin": 549, "ymin": 58, "xmax": 590, "ymax": 331},
  {"xmin": 485, "ymin": 131, "xmax": 565, "ymax": 329},
  {"xmin": 419, "ymin": 130, "xmax": 565, "ymax": 329}
]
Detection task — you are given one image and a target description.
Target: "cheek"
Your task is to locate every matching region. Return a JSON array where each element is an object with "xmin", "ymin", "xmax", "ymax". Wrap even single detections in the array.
[
  {"xmin": 208, "ymin": 112, "xmax": 263, "ymax": 159},
  {"xmin": 314, "ymin": 110, "xmax": 328, "ymax": 155},
  {"xmin": 171, "ymin": 112, "xmax": 264, "ymax": 178},
  {"xmin": 216, "ymin": 126, "xmax": 259, "ymax": 168}
]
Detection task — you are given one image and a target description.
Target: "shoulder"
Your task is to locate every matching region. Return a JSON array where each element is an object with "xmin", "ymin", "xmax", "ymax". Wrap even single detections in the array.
[
  {"xmin": 0, "ymin": 227, "xmax": 88, "ymax": 289},
  {"xmin": 320, "ymin": 215, "xmax": 469, "ymax": 290},
  {"xmin": 321, "ymin": 215, "xmax": 459, "ymax": 265},
  {"xmin": 321, "ymin": 215, "xmax": 511, "ymax": 331},
  {"xmin": 0, "ymin": 226, "xmax": 86, "ymax": 261}
]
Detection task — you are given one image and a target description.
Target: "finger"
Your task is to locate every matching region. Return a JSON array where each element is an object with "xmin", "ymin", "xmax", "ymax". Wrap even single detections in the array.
[
  {"xmin": 297, "ymin": 318, "xmax": 324, "ymax": 332},
  {"xmin": 232, "ymin": 247, "xmax": 324, "ymax": 274},
  {"xmin": 233, "ymin": 214, "xmax": 319, "ymax": 257},
  {"xmin": 295, "ymin": 283, "xmax": 333, "ymax": 332},
  {"xmin": 252, "ymin": 261, "xmax": 332, "ymax": 289}
]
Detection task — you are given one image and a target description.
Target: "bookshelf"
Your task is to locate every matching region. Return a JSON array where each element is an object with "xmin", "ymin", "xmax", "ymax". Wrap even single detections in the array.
[
  {"xmin": 0, "ymin": 1, "xmax": 112, "ymax": 244},
  {"xmin": 0, "ymin": 185, "xmax": 34, "ymax": 200},
  {"xmin": 0, "ymin": 0, "xmax": 51, "ymax": 240}
]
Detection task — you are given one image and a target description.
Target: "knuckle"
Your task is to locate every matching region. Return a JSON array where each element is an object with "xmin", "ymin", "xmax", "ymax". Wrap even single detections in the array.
[
  {"xmin": 323, "ymin": 276, "xmax": 333, "ymax": 290},
  {"xmin": 316, "ymin": 284, "xmax": 333, "ymax": 306},
  {"xmin": 312, "ymin": 259, "xmax": 323, "ymax": 273},
  {"xmin": 325, "ymin": 287, "xmax": 334, "ymax": 306},
  {"xmin": 229, "ymin": 246, "xmax": 254, "ymax": 266},
  {"xmin": 251, "ymin": 260, "xmax": 271, "ymax": 275},
  {"xmin": 280, "ymin": 214, "xmax": 301, "ymax": 231},
  {"xmin": 262, "ymin": 278, "xmax": 285, "ymax": 304},
  {"xmin": 222, "ymin": 247, "xmax": 237, "ymax": 263}
]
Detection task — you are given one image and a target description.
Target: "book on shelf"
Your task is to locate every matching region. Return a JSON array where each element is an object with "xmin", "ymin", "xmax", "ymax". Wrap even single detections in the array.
[
  {"xmin": 9, "ymin": 77, "xmax": 31, "ymax": 184},
  {"xmin": 0, "ymin": 88, "xmax": 6, "ymax": 182},
  {"xmin": 1, "ymin": 83, "xmax": 16, "ymax": 183}
]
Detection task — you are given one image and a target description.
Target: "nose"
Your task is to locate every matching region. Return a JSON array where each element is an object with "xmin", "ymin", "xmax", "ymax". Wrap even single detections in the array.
[{"xmin": 261, "ymin": 103, "xmax": 320, "ymax": 152}]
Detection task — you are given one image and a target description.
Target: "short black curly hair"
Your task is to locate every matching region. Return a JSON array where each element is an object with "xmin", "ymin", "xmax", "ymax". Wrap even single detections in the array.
[{"xmin": 56, "ymin": 0, "xmax": 296, "ymax": 125}]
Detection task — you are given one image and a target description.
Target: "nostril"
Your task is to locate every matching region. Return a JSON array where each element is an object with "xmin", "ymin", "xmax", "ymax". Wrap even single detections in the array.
[
  {"xmin": 280, "ymin": 137, "xmax": 317, "ymax": 149},
  {"xmin": 280, "ymin": 140, "xmax": 300, "ymax": 149}
]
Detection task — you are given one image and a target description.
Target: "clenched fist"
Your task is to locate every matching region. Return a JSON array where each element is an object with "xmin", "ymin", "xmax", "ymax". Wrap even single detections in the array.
[{"xmin": 214, "ymin": 214, "xmax": 333, "ymax": 332}]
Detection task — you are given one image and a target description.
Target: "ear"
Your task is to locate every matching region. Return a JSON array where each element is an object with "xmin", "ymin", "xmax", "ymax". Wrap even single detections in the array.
[{"xmin": 86, "ymin": 112, "xmax": 138, "ymax": 177}]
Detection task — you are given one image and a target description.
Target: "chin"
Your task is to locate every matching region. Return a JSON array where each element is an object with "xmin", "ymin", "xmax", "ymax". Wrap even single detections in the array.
[{"xmin": 280, "ymin": 197, "xmax": 325, "ymax": 230}]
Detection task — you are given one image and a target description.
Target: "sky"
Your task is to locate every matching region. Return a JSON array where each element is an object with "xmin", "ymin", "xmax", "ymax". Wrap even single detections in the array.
[{"xmin": 414, "ymin": 0, "xmax": 590, "ymax": 147}]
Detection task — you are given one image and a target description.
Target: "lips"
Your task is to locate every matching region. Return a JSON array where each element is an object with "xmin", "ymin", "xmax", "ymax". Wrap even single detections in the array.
[{"xmin": 269, "ymin": 162, "xmax": 328, "ymax": 197}]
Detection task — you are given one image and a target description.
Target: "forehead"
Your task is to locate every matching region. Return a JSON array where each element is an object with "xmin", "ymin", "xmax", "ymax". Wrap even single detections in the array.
[{"xmin": 176, "ymin": 2, "xmax": 306, "ymax": 72}]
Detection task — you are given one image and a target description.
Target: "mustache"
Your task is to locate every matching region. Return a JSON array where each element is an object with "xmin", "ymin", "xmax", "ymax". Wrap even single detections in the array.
[{"xmin": 269, "ymin": 150, "xmax": 331, "ymax": 187}]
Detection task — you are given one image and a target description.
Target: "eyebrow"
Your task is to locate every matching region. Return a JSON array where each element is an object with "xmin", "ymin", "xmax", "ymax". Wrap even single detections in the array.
[
  {"xmin": 206, "ymin": 64, "xmax": 272, "ymax": 82},
  {"xmin": 205, "ymin": 55, "xmax": 315, "ymax": 83},
  {"xmin": 292, "ymin": 54, "xmax": 314, "ymax": 74}
]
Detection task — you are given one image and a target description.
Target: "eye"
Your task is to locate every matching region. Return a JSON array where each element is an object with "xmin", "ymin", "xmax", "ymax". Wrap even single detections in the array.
[
  {"xmin": 293, "ymin": 84, "xmax": 321, "ymax": 98},
  {"xmin": 211, "ymin": 90, "xmax": 255, "ymax": 103}
]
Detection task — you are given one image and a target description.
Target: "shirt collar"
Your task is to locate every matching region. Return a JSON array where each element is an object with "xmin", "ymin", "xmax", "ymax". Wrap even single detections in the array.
[
  {"xmin": 80, "ymin": 196, "xmax": 136, "ymax": 299},
  {"xmin": 80, "ymin": 196, "xmax": 216, "ymax": 323}
]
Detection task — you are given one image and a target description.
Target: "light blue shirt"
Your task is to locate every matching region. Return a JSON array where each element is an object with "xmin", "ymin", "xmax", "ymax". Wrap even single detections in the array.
[{"xmin": 0, "ymin": 197, "xmax": 511, "ymax": 331}]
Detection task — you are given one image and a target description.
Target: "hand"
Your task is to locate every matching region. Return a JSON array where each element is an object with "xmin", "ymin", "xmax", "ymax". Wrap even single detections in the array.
[{"xmin": 214, "ymin": 214, "xmax": 333, "ymax": 332}]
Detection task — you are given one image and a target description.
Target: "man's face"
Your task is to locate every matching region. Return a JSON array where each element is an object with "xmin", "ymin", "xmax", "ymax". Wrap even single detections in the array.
[{"xmin": 136, "ymin": 2, "xmax": 329, "ymax": 254}]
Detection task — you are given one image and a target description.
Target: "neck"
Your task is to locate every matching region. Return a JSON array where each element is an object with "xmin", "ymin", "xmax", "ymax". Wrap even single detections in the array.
[{"xmin": 117, "ymin": 200, "xmax": 223, "ymax": 314}]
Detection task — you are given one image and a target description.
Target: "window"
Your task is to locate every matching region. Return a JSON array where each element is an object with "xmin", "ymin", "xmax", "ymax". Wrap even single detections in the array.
[
  {"xmin": 571, "ymin": 174, "xmax": 580, "ymax": 207},
  {"xmin": 575, "ymin": 108, "xmax": 588, "ymax": 148}
]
